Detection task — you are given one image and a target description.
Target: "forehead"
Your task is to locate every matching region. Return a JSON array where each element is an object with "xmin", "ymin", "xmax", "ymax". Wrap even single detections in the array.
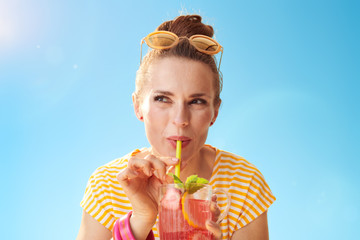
[{"xmin": 146, "ymin": 57, "xmax": 215, "ymax": 96}]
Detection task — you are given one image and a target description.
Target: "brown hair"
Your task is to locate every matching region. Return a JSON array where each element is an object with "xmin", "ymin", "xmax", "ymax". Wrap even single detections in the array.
[{"xmin": 135, "ymin": 15, "xmax": 222, "ymax": 105}]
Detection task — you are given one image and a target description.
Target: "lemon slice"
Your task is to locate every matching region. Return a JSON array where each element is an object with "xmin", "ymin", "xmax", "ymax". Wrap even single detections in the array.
[{"xmin": 181, "ymin": 192, "xmax": 209, "ymax": 229}]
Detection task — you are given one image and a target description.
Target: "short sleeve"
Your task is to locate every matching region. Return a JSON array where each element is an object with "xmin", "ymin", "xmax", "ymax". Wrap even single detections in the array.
[
  {"xmin": 80, "ymin": 150, "xmax": 145, "ymax": 231},
  {"xmin": 233, "ymin": 168, "xmax": 276, "ymax": 230},
  {"xmin": 80, "ymin": 167, "xmax": 117, "ymax": 230},
  {"xmin": 210, "ymin": 149, "xmax": 276, "ymax": 239}
]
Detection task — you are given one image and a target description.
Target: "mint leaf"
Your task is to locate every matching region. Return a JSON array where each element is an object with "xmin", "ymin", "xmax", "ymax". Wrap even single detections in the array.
[
  {"xmin": 196, "ymin": 177, "xmax": 208, "ymax": 184},
  {"xmin": 168, "ymin": 173, "xmax": 184, "ymax": 189},
  {"xmin": 185, "ymin": 175, "xmax": 198, "ymax": 184},
  {"xmin": 185, "ymin": 175, "xmax": 208, "ymax": 194}
]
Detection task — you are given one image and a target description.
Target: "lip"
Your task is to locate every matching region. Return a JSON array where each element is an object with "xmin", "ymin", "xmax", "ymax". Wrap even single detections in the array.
[
  {"xmin": 167, "ymin": 136, "xmax": 192, "ymax": 141},
  {"xmin": 167, "ymin": 136, "xmax": 192, "ymax": 149}
]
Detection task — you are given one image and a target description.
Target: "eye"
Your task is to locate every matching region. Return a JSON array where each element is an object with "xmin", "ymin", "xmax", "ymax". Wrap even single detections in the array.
[
  {"xmin": 190, "ymin": 98, "xmax": 207, "ymax": 105},
  {"xmin": 154, "ymin": 95, "xmax": 171, "ymax": 103}
]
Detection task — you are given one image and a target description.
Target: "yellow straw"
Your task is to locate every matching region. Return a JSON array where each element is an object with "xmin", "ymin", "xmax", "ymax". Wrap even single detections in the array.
[{"xmin": 175, "ymin": 140, "xmax": 182, "ymax": 178}]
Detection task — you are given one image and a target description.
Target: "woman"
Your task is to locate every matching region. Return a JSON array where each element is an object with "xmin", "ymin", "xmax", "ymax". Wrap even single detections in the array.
[{"xmin": 77, "ymin": 15, "xmax": 275, "ymax": 240}]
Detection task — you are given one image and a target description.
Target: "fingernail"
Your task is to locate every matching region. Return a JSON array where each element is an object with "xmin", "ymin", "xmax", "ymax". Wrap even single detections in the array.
[
  {"xmin": 166, "ymin": 166, "xmax": 174, "ymax": 174},
  {"xmin": 154, "ymin": 170, "xmax": 160, "ymax": 179},
  {"xmin": 212, "ymin": 195, "xmax": 217, "ymax": 201},
  {"xmin": 171, "ymin": 158, "xmax": 178, "ymax": 163}
]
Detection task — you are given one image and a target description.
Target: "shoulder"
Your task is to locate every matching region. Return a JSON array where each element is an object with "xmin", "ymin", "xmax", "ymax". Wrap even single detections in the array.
[
  {"xmin": 83, "ymin": 148, "xmax": 147, "ymax": 196},
  {"xmin": 211, "ymin": 147, "xmax": 272, "ymax": 193},
  {"xmin": 208, "ymin": 146, "xmax": 276, "ymax": 233},
  {"xmin": 210, "ymin": 146, "xmax": 261, "ymax": 180},
  {"xmin": 89, "ymin": 148, "xmax": 145, "ymax": 181},
  {"xmin": 80, "ymin": 148, "xmax": 146, "ymax": 230},
  {"xmin": 209, "ymin": 145, "xmax": 275, "ymax": 209}
]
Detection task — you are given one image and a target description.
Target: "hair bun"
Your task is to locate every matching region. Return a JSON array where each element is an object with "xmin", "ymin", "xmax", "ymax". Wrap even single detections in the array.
[
  {"xmin": 188, "ymin": 15, "xmax": 201, "ymax": 22},
  {"xmin": 156, "ymin": 14, "xmax": 214, "ymax": 38}
]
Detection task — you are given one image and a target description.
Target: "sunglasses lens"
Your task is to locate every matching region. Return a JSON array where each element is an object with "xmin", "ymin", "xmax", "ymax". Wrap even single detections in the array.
[
  {"xmin": 191, "ymin": 36, "xmax": 219, "ymax": 53},
  {"xmin": 147, "ymin": 32, "xmax": 177, "ymax": 48}
]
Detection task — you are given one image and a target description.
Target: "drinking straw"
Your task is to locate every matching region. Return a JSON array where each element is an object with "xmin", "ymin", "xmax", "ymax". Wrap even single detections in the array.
[{"xmin": 175, "ymin": 140, "xmax": 182, "ymax": 178}]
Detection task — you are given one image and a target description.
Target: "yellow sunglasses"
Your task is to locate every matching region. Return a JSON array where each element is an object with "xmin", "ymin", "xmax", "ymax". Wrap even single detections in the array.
[{"xmin": 140, "ymin": 31, "xmax": 223, "ymax": 71}]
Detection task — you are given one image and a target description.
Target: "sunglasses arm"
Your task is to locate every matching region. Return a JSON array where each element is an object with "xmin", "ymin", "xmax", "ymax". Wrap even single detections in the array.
[
  {"xmin": 217, "ymin": 48, "xmax": 224, "ymax": 72},
  {"xmin": 140, "ymin": 38, "xmax": 145, "ymax": 64}
]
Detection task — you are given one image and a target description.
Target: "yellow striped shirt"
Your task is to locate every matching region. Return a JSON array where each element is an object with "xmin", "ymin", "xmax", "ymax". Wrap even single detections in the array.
[{"xmin": 80, "ymin": 146, "xmax": 276, "ymax": 239}]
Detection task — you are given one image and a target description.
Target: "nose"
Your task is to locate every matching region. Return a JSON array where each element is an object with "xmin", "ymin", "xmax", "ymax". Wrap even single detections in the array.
[{"xmin": 173, "ymin": 103, "xmax": 189, "ymax": 128}]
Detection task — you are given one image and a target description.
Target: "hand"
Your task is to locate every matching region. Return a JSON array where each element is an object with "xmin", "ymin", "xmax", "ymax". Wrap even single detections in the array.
[
  {"xmin": 206, "ymin": 194, "xmax": 223, "ymax": 240},
  {"xmin": 117, "ymin": 149, "xmax": 178, "ymax": 226}
]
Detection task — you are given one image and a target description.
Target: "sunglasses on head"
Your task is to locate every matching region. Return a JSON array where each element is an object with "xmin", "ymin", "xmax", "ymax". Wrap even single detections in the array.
[{"xmin": 140, "ymin": 31, "xmax": 223, "ymax": 71}]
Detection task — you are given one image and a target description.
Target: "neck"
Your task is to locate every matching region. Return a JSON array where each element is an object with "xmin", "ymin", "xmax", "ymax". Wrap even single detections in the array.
[{"xmin": 179, "ymin": 145, "xmax": 216, "ymax": 183}]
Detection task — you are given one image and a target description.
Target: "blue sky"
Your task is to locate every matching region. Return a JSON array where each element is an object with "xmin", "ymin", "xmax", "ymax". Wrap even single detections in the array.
[{"xmin": 0, "ymin": 0, "xmax": 359, "ymax": 239}]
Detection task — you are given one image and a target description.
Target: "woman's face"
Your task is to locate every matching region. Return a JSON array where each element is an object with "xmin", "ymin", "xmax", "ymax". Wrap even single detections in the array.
[{"xmin": 133, "ymin": 57, "xmax": 220, "ymax": 162}]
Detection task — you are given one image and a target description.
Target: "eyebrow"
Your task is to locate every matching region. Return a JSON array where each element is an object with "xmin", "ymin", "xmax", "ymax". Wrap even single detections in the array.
[
  {"xmin": 153, "ymin": 90, "xmax": 174, "ymax": 96},
  {"xmin": 153, "ymin": 90, "xmax": 210, "ymax": 98}
]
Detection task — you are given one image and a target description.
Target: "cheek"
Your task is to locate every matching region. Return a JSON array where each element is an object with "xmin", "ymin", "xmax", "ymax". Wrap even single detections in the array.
[
  {"xmin": 143, "ymin": 103, "xmax": 169, "ymax": 131},
  {"xmin": 199, "ymin": 109, "xmax": 214, "ymax": 124},
  {"xmin": 146, "ymin": 104, "xmax": 166, "ymax": 120},
  {"xmin": 192, "ymin": 109, "xmax": 213, "ymax": 131}
]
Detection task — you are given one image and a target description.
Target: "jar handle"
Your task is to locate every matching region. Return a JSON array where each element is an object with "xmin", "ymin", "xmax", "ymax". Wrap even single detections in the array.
[{"xmin": 213, "ymin": 189, "xmax": 231, "ymax": 224}]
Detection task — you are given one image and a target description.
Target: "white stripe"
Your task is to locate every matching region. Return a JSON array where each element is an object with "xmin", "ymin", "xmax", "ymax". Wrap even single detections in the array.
[
  {"xmin": 90, "ymin": 181, "xmax": 125, "ymax": 195},
  {"xmin": 91, "ymin": 173, "xmax": 119, "ymax": 184},
  {"xmin": 252, "ymin": 190, "xmax": 271, "ymax": 208},
  {"xmin": 248, "ymin": 183, "xmax": 273, "ymax": 207},
  {"xmin": 97, "ymin": 208, "xmax": 108, "ymax": 224},
  {"xmin": 83, "ymin": 190, "xmax": 98, "ymax": 210},
  {"xmin": 93, "ymin": 193, "xmax": 132, "ymax": 212},
  {"xmin": 216, "ymin": 163, "xmax": 256, "ymax": 175},
  {"xmin": 95, "ymin": 168, "xmax": 123, "ymax": 175},
  {"xmin": 228, "ymin": 196, "xmax": 246, "ymax": 208},
  {"xmin": 88, "ymin": 203, "xmax": 101, "ymax": 217},
  {"xmin": 217, "ymin": 157, "xmax": 255, "ymax": 169},
  {"xmin": 105, "ymin": 217, "xmax": 115, "ymax": 230},
  {"xmin": 228, "ymin": 217, "xmax": 239, "ymax": 232},
  {"xmin": 228, "ymin": 209, "xmax": 241, "ymax": 220},
  {"xmin": 219, "ymin": 154, "xmax": 253, "ymax": 166},
  {"xmin": 212, "ymin": 173, "xmax": 253, "ymax": 182},
  {"xmin": 214, "ymin": 169, "xmax": 256, "ymax": 182},
  {"xmin": 239, "ymin": 217, "xmax": 247, "ymax": 227},
  {"xmin": 213, "ymin": 174, "xmax": 269, "ymax": 197},
  {"xmin": 88, "ymin": 178, "xmax": 128, "ymax": 200},
  {"xmin": 228, "ymin": 184, "xmax": 252, "ymax": 193}
]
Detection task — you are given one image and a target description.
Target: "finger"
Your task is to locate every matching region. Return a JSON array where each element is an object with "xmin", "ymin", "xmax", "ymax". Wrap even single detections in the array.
[
  {"xmin": 146, "ymin": 149, "xmax": 178, "ymax": 167},
  {"xmin": 164, "ymin": 171, "xmax": 175, "ymax": 184},
  {"xmin": 128, "ymin": 157, "xmax": 154, "ymax": 177},
  {"xmin": 116, "ymin": 168, "xmax": 139, "ymax": 187},
  {"xmin": 210, "ymin": 195, "xmax": 221, "ymax": 221},
  {"xmin": 164, "ymin": 166, "xmax": 176, "ymax": 183},
  {"xmin": 144, "ymin": 155, "xmax": 169, "ymax": 181},
  {"xmin": 158, "ymin": 156, "xmax": 179, "ymax": 166},
  {"xmin": 153, "ymin": 169, "xmax": 160, "ymax": 180},
  {"xmin": 206, "ymin": 220, "xmax": 222, "ymax": 240},
  {"xmin": 166, "ymin": 165, "xmax": 174, "ymax": 174},
  {"xmin": 146, "ymin": 155, "xmax": 179, "ymax": 180},
  {"xmin": 212, "ymin": 194, "xmax": 218, "ymax": 202}
]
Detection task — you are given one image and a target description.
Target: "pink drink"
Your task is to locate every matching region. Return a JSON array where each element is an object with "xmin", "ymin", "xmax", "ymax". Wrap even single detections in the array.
[{"xmin": 159, "ymin": 187, "xmax": 213, "ymax": 240}]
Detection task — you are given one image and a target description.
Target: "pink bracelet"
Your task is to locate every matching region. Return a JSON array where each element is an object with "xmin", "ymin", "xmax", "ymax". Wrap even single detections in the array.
[
  {"xmin": 112, "ymin": 218, "xmax": 122, "ymax": 240},
  {"xmin": 112, "ymin": 211, "xmax": 155, "ymax": 240}
]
